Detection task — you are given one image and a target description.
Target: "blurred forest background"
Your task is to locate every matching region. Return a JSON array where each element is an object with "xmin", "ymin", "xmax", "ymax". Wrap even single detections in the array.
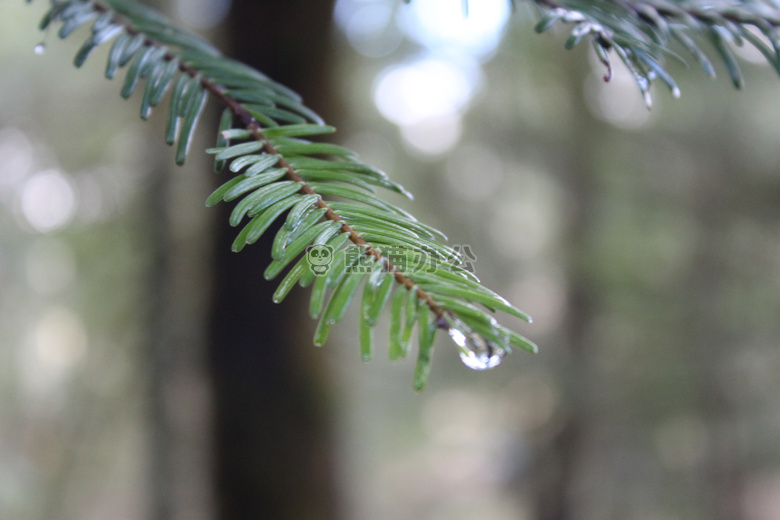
[{"xmin": 2, "ymin": 0, "xmax": 780, "ymax": 519}]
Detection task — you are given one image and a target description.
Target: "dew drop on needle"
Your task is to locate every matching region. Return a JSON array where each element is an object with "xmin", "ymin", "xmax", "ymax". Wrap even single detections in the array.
[{"xmin": 446, "ymin": 317, "xmax": 505, "ymax": 370}]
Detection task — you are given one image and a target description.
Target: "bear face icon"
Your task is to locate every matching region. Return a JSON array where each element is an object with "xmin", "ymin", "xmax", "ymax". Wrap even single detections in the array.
[{"xmin": 306, "ymin": 244, "xmax": 334, "ymax": 275}]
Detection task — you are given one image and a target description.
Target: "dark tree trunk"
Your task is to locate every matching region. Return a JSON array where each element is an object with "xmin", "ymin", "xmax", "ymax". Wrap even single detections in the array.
[{"xmin": 207, "ymin": 2, "xmax": 340, "ymax": 519}]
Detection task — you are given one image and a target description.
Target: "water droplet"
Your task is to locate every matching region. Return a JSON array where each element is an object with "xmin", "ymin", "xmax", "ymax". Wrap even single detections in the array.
[
  {"xmin": 672, "ymin": 86, "xmax": 681, "ymax": 99},
  {"xmin": 642, "ymin": 90, "xmax": 653, "ymax": 109},
  {"xmin": 34, "ymin": 43, "xmax": 46, "ymax": 55},
  {"xmin": 446, "ymin": 317, "xmax": 505, "ymax": 370},
  {"xmin": 563, "ymin": 11, "xmax": 585, "ymax": 23}
]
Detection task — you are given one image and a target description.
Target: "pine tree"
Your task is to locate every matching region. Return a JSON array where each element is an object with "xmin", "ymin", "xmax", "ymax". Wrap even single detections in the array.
[{"xmin": 24, "ymin": 0, "xmax": 780, "ymax": 388}]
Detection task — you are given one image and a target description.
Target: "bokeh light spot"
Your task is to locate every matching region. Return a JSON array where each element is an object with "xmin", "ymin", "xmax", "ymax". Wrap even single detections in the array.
[
  {"xmin": 400, "ymin": 113, "xmax": 462, "ymax": 156},
  {"xmin": 398, "ymin": 0, "xmax": 510, "ymax": 60},
  {"xmin": 335, "ymin": 0, "xmax": 402, "ymax": 57},
  {"xmin": 374, "ymin": 58, "xmax": 477, "ymax": 126},
  {"xmin": 18, "ymin": 169, "xmax": 77, "ymax": 232}
]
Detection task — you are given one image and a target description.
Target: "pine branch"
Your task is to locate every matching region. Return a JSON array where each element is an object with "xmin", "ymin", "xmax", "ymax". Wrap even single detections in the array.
[
  {"xmin": 28, "ymin": 0, "xmax": 536, "ymax": 390},
  {"xmin": 530, "ymin": 0, "xmax": 780, "ymax": 106}
]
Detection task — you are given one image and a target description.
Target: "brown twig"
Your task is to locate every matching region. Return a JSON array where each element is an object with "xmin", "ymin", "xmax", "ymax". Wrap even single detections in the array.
[{"xmin": 90, "ymin": 0, "xmax": 448, "ymax": 322}]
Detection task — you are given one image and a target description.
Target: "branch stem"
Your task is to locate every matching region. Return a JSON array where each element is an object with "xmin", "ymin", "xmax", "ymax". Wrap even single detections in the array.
[{"xmin": 91, "ymin": 0, "xmax": 447, "ymax": 323}]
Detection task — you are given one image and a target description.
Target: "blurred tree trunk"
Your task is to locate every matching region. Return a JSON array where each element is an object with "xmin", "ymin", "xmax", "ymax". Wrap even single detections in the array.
[
  {"xmin": 207, "ymin": 2, "xmax": 340, "ymax": 520},
  {"xmin": 528, "ymin": 61, "xmax": 748, "ymax": 519},
  {"xmin": 531, "ymin": 57, "xmax": 596, "ymax": 520}
]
